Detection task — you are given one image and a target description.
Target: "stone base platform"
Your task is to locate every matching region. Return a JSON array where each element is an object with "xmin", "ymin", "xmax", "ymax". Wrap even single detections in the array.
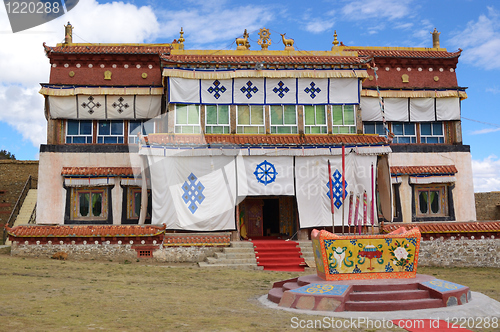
[{"xmin": 268, "ymin": 274, "xmax": 471, "ymax": 312}]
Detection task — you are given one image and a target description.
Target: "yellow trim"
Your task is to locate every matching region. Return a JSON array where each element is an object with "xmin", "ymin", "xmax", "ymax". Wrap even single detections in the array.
[
  {"xmin": 342, "ymin": 46, "xmax": 449, "ymax": 52},
  {"xmin": 39, "ymin": 87, "xmax": 164, "ymax": 96},
  {"xmin": 169, "ymin": 48, "xmax": 359, "ymax": 57},
  {"xmin": 56, "ymin": 42, "xmax": 172, "ymax": 48},
  {"xmin": 361, "ymin": 89, "xmax": 467, "ymax": 99},
  {"xmin": 163, "ymin": 68, "xmax": 368, "ymax": 79}
]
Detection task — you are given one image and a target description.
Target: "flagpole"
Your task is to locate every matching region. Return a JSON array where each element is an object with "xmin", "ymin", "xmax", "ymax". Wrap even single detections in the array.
[
  {"xmin": 341, "ymin": 144, "xmax": 345, "ymax": 235},
  {"xmin": 328, "ymin": 160, "xmax": 335, "ymax": 233},
  {"xmin": 371, "ymin": 162, "xmax": 375, "ymax": 235}
]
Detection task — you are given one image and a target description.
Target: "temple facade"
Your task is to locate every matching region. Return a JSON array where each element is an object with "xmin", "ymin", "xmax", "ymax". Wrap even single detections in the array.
[{"xmin": 35, "ymin": 25, "xmax": 475, "ymax": 241}]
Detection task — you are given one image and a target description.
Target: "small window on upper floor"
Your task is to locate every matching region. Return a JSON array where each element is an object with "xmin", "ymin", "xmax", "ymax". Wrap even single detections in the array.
[
  {"xmin": 175, "ymin": 104, "xmax": 201, "ymax": 133},
  {"xmin": 237, "ymin": 105, "xmax": 265, "ymax": 134},
  {"xmin": 97, "ymin": 120, "xmax": 124, "ymax": 144},
  {"xmin": 129, "ymin": 120, "xmax": 155, "ymax": 144},
  {"xmin": 206, "ymin": 105, "xmax": 230, "ymax": 134},
  {"xmin": 364, "ymin": 121, "xmax": 386, "ymax": 135},
  {"xmin": 66, "ymin": 120, "xmax": 93, "ymax": 144},
  {"xmin": 304, "ymin": 105, "xmax": 327, "ymax": 134},
  {"xmin": 420, "ymin": 122, "xmax": 444, "ymax": 143},
  {"xmin": 332, "ymin": 105, "xmax": 356, "ymax": 134},
  {"xmin": 270, "ymin": 105, "xmax": 298, "ymax": 134},
  {"xmin": 392, "ymin": 122, "xmax": 416, "ymax": 143}
]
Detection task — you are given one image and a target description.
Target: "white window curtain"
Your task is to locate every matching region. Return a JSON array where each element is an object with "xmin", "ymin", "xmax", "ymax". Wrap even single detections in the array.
[
  {"xmin": 410, "ymin": 98, "xmax": 434, "ymax": 121},
  {"xmin": 436, "ymin": 97, "xmax": 460, "ymax": 121},
  {"xmin": 360, "ymin": 97, "xmax": 383, "ymax": 121},
  {"xmin": 384, "ymin": 98, "xmax": 409, "ymax": 122},
  {"xmin": 329, "ymin": 78, "xmax": 359, "ymax": 104},
  {"xmin": 49, "ymin": 96, "xmax": 77, "ymax": 119}
]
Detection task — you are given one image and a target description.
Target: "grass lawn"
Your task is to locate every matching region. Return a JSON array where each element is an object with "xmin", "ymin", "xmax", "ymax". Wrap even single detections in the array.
[{"xmin": 0, "ymin": 249, "xmax": 499, "ymax": 332}]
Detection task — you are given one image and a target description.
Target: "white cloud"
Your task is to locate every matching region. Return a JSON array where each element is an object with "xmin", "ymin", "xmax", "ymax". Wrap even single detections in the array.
[
  {"xmin": 472, "ymin": 155, "xmax": 500, "ymax": 192},
  {"xmin": 449, "ymin": 7, "xmax": 500, "ymax": 70},
  {"xmin": 341, "ymin": 0, "xmax": 413, "ymax": 21},
  {"xmin": 305, "ymin": 19, "xmax": 335, "ymax": 34},
  {"xmin": 470, "ymin": 127, "xmax": 500, "ymax": 135}
]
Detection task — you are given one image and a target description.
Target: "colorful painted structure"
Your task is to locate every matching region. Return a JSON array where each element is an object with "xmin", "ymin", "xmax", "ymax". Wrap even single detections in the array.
[{"xmin": 312, "ymin": 227, "xmax": 421, "ymax": 280}]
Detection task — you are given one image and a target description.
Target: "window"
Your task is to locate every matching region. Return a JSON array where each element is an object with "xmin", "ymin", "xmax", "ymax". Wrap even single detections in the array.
[
  {"xmin": 205, "ymin": 105, "xmax": 230, "ymax": 134},
  {"xmin": 175, "ymin": 104, "xmax": 200, "ymax": 133},
  {"xmin": 304, "ymin": 105, "xmax": 327, "ymax": 134},
  {"xmin": 420, "ymin": 122, "xmax": 444, "ymax": 143},
  {"xmin": 364, "ymin": 121, "xmax": 386, "ymax": 135},
  {"xmin": 126, "ymin": 187, "xmax": 151, "ymax": 219},
  {"xmin": 237, "ymin": 105, "xmax": 265, "ymax": 134},
  {"xmin": 66, "ymin": 120, "xmax": 92, "ymax": 144},
  {"xmin": 129, "ymin": 120, "xmax": 155, "ymax": 144},
  {"xmin": 332, "ymin": 105, "xmax": 356, "ymax": 134},
  {"xmin": 391, "ymin": 122, "xmax": 416, "ymax": 143},
  {"xmin": 415, "ymin": 185, "xmax": 447, "ymax": 217},
  {"xmin": 270, "ymin": 105, "xmax": 297, "ymax": 134},
  {"xmin": 71, "ymin": 187, "xmax": 108, "ymax": 221},
  {"xmin": 97, "ymin": 120, "xmax": 124, "ymax": 143}
]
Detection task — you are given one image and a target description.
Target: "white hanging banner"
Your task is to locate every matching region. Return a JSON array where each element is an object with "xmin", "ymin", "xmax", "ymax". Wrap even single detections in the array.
[
  {"xmin": 436, "ymin": 97, "xmax": 460, "ymax": 121},
  {"xmin": 49, "ymin": 96, "xmax": 77, "ymax": 119},
  {"xmin": 106, "ymin": 95, "xmax": 135, "ymax": 119},
  {"xmin": 295, "ymin": 154, "xmax": 377, "ymax": 228},
  {"xmin": 410, "ymin": 98, "xmax": 434, "ymax": 121},
  {"xmin": 237, "ymin": 156, "xmax": 294, "ymax": 196},
  {"xmin": 78, "ymin": 95, "xmax": 106, "ymax": 119},
  {"xmin": 297, "ymin": 78, "xmax": 328, "ymax": 104},
  {"xmin": 201, "ymin": 79, "xmax": 233, "ymax": 104},
  {"xmin": 266, "ymin": 78, "xmax": 296, "ymax": 104},
  {"xmin": 233, "ymin": 78, "xmax": 265, "ymax": 104},
  {"xmin": 384, "ymin": 98, "xmax": 409, "ymax": 122},
  {"xmin": 360, "ymin": 97, "xmax": 383, "ymax": 121},
  {"xmin": 135, "ymin": 95, "xmax": 162, "ymax": 119},
  {"xmin": 329, "ymin": 78, "xmax": 359, "ymax": 104},
  {"xmin": 147, "ymin": 155, "xmax": 236, "ymax": 231},
  {"xmin": 169, "ymin": 77, "xmax": 200, "ymax": 104}
]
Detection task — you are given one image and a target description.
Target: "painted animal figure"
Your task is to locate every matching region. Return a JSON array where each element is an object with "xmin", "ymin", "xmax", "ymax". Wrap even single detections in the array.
[
  {"xmin": 236, "ymin": 29, "xmax": 250, "ymax": 50},
  {"xmin": 280, "ymin": 33, "xmax": 294, "ymax": 47}
]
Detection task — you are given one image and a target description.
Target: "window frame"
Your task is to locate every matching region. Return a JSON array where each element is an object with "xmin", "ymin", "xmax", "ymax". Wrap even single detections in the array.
[
  {"xmin": 414, "ymin": 184, "xmax": 448, "ymax": 218},
  {"xmin": 205, "ymin": 104, "xmax": 230, "ymax": 134},
  {"xmin": 303, "ymin": 105, "xmax": 327, "ymax": 134},
  {"xmin": 128, "ymin": 120, "xmax": 155, "ymax": 144},
  {"xmin": 331, "ymin": 104, "xmax": 356, "ymax": 134},
  {"xmin": 391, "ymin": 122, "xmax": 417, "ymax": 143},
  {"xmin": 420, "ymin": 121, "xmax": 445, "ymax": 143},
  {"xmin": 70, "ymin": 187, "xmax": 108, "ymax": 221},
  {"xmin": 363, "ymin": 121, "xmax": 386, "ymax": 136},
  {"xmin": 174, "ymin": 104, "xmax": 201, "ymax": 134},
  {"xmin": 66, "ymin": 120, "xmax": 93, "ymax": 144},
  {"xmin": 236, "ymin": 105, "xmax": 265, "ymax": 134},
  {"xmin": 97, "ymin": 120, "xmax": 124, "ymax": 144},
  {"xmin": 270, "ymin": 105, "xmax": 298, "ymax": 134}
]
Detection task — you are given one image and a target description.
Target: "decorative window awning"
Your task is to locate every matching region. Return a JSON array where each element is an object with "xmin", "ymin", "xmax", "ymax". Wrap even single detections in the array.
[
  {"xmin": 62, "ymin": 167, "xmax": 142, "ymax": 187},
  {"xmin": 390, "ymin": 165, "xmax": 457, "ymax": 184},
  {"xmin": 361, "ymin": 96, "xmax": 461, "ymax": 122},
  {"xmin": 39, "ymin": 86, "xmax": 164, "ymax": 96},
  {"xmin": 47, "ymin": 95, "xmax": 161, "ymax": 120},
  {"xmin": 167, "ymin": 77, "xmax": 360, "ymax": 105}
]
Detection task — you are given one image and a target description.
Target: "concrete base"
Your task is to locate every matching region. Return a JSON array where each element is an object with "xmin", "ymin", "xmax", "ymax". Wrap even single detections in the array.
[{"xmin": 268, "ymin": 274, "xmax": 471, "ymax": 312}]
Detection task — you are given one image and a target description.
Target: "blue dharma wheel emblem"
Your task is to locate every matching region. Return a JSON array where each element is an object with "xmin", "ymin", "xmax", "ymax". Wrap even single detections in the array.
[{"xmin": 254, "ymin": 160, "xmax": 278, "ymax": 186}]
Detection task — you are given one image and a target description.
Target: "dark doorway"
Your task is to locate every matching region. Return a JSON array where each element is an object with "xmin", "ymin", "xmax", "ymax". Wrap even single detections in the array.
[{"xmin": 263, "ymin": 198, "xmax": 280, "ymax": 236}]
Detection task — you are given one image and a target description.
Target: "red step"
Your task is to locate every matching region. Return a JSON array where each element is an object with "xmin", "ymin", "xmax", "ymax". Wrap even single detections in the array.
[
  {"xmin": 251, "ymin": 239, "xmax": 305, "ymax": 272},
  {"xmin": 349, "ymin": 289, "xmax": 430, "ymax": 301},
  {"xmin": 344, "ymin": 298, "xmax": 444, "ymax": 311},
  {"xmin": 351, "ymin": 283, "xmax": 419, "ymax": 292}
]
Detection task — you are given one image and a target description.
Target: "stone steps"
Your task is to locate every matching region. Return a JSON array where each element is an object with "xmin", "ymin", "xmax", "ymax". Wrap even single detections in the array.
[{"xmin": 198, "ymin": 241, "xmax": 262, "ymax": 270}]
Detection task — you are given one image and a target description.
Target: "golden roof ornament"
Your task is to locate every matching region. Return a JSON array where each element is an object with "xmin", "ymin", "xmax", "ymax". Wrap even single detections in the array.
[
  {"xmin": 179, "ymin": 27, "xmax": 185, "ymax": 44},
  {"xmin": 332, "ymin": 30, "xmax": 339, "ymax": 49},
  {"xmin": 280, "ymin": 33, "xmax": 294, "ymax": 51},
  {"xmin": 236, "ymin": 29, "xmax": 250, "ymax": 50},
  {"xmin": 258, "ymin": 28, "xmax": 271, "ymax": 50},
  {"xmin": 431, "ymin": 28, "xmax": 440, "ymax": 48},
  {"xmin": 64, "ymin": 22, "xmax": 73, "ymax": 45}
]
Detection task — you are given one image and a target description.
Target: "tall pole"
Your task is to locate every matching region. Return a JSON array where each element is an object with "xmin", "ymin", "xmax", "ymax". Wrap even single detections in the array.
[
  {"xmin": 328, "ymin": 160, "xmax": 335, "ymax": 233},
  {"xmin": 341, "ymin": 144, "xmax": 345, "ymax": 235},
  {"xmin": 371, "ymin": 162, "xmax": 375, "ymax": 235}
]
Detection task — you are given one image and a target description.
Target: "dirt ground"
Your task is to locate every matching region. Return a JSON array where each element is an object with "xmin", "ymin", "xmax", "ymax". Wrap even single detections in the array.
[{"xmin": 0, "ymin": 250, "xmax": 499, "ymax": 332}]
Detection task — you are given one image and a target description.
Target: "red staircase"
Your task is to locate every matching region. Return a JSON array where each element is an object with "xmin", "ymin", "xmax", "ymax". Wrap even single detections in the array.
[{"xmin": 250, "ymin": 239, "xmax": 305, "ymax": 272}]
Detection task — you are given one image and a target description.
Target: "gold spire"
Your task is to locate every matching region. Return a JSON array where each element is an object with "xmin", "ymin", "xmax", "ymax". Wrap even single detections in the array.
[
  {"xmin": 332, "ymin": 30, "xmax": 339, "ymax": 50},
  {"xmin": 431, "ymin": 28, "xmax": 440, "ymax": 48},
  {"xmin": 179, "ymin": 27, "xmax": 185, "ymax": 45},
  {"xmin": 64, "ymin": 22, "xmax": 73, "ymax": 45}
]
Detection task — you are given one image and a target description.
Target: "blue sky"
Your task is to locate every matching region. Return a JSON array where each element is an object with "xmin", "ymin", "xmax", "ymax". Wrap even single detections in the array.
[{"xmin": 1, "ymin": 0, "xmax": 500, "ymax": 191}]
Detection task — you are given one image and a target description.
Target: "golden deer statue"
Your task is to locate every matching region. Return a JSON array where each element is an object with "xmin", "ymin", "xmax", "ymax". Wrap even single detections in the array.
[
  {"xmin": 236, "ymin": 29, "xmax": 250, "ymax": 50},
  {"xmin": 280, "ymin": 33, "xmax": 295, "ymax": 50}
]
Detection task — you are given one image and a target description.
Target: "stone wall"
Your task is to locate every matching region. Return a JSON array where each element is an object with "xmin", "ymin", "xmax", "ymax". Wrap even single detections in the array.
[
  {"xmin": 0, "ymin": 160, "xmax": 39, "ymax": 227},
  {"xmin": 153, "ymin": 246, "xmax": 223, "ymax": 263},
  {"xmin": 475, "ymin": 192, "xmax": 500, "ymax": 221},
  {"xmin": 419, "ymin": 238, "xmax": 500, "ymax": 268}
]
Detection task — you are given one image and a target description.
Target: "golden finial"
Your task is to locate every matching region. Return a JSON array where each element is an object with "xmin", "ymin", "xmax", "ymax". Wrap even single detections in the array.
[
  {"xmin": 179, "ymin": 27, "xmax": 185, "ymax": 44},
  {"xmin": 64, "ymin": 22, "xmax": 73, "ymax": 45},
  {"xmin": 431, "ymin": 28, "xmax": 440, "ymax": 48},
  {"xmin": 236, "ymin": 29, "xmax": 250, "ymax": 50},
  {"xmin": 332, "ymin": 30, "xmax": 339, "ymax": 48},
  {"xmin": 257, "ymin": 28, "xmax": 271, "ymax": 50},
  {"xmin": 280, "ymin": 33, "xmax": 294, "ymax": 51}
]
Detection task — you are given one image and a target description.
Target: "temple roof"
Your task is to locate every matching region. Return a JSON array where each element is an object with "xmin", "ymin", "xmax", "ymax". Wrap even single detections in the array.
[
  {"xmin": 390, "ymin": 165, "xmax": 458, "ymax": 176},
  {"xmin": 5, "ymin": 225, "xmax": 166, "ymax": 237},
  {"xmin": 380, "ymin": 221, "xmax": 500, "ymax": 235},
  {"xmin": 43, "ymin": 43, "xmax": 172, "ymax": 56},
  {"xmin": 346, "ymin": 47, "xmax": 462, "ymax": 59},
  {"xmin": 61, "ymin": 167, "xmax": 140, "ymax": 177}
]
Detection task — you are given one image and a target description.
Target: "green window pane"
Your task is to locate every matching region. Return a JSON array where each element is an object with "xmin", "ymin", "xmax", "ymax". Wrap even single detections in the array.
[
  {"xmin": 276, "ymin": 126, "xmax": 290, "ymax": 134},
  {"xmin": 309, "ymin": 126, "xmax": 321, "ymax": 134},
  {"xmin": 92, "ymin": 193, "xmax": 102, "ymax": 217},
  {"xmin": 344, "ymin": 105, "xmax": 355, "ymax": 125},
  {"xmin": 419, "ymin": 191, "xmax": 428, "ymax": 214},
  {"xmin": 79, "ymin": 193, "xmax": 89, "ymax": 217},
  {"xmin": 243, "ymin": 126, "xmax": 259, "ymax": 134},
  {"xmin": 187, "ymin": 105, "xmax": 199, "ymax": 125},
  {"xmin": 206, "ymin": 105, "xmax": 218, "ymax": 125},
  {"xmin": 250, "ymin": 106, "xmax": 264, "ymax": 125},
  {"xmin": 430, "ymin": 191, "xmax": 440, "ymax": 214},
  {"xmin": 304, "ymin": 106, "xmax": 315, "ymax": 125},
  {"xmin": 134, "ymin": 192, "xmax": 141, "ymax": 218},
  {"xmin": 270, "ymin": 106, "xmax": 282, "ymax": 125},
  {"xmin": 211, "ymin": 126, "xmax": 224, "ymax": 134},
  {"xmin": 338, "ymin": 126, "xmax": 349, "ymax": 134},
  {"xmin": 316, "ymin": 106, "xmax": 326, "ymax": 125},
  {"xmin": 176, "ymin": 105, "xmax": 188, "ymax": 125},
  {"xmin": 218, "ymin": 106, "xmax": 229, "ymax": 125},
  {"xmin": 332, "ymin": 106, "xmax": 343, "ymax": 125},
  {"xmin": 349, "ymin": 126, "xmax": 356, "ymax": 134},
  {"xmin": 284, "ymin": 105, "xmax": 296, "ymax": 125},
  {"xmin": 238, "ymin": 106, "xmax": 250, "ymax": 125}
]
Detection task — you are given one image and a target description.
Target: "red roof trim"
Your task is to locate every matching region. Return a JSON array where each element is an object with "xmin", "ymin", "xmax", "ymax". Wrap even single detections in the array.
[
  {"xmin": 61, "ymin": 167, "xmax": 140, "ymax": 177},
  {"xmin": 390, "ymin": 165, "xmax": 457, "ymax": 176},
  {"xmin": 5, "ymin": 225, "xmax": 166, "ymax": 237},
  {"xmin": 381, "ymin": 221, "xmax": 500, "ymax": 234}
]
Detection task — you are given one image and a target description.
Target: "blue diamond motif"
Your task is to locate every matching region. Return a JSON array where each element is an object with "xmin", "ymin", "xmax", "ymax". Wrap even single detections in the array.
[
  {"xmin": 207, "ymin": 80, "xmax": 227, "ymax": 99},
  {"xmin": 181, "ymin": 173, "xmax": 205, "ymax": 214},
  {"xmin": 272, "ymin": 81, "xmax": 290, "ymax": 98},
  {"xmin": 240, "ymin": 81, "xmax": 259, "ymax": 99},
  {"xmin": 326, "ymin": 169, "xmax": 348, "ymax": 209},
  {"xmin": 304, "ymin": 82, "xmax": 321, "ymax": 99}
]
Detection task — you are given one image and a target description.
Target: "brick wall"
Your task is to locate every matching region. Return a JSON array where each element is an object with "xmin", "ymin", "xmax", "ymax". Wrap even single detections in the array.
[
  {"xmin": 0, "ymin": 160, "xmax": 39, "ymax": 227},
  {"xmin": 475, "ymin": 192, "xmax": 500, "ymax": 221}
]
